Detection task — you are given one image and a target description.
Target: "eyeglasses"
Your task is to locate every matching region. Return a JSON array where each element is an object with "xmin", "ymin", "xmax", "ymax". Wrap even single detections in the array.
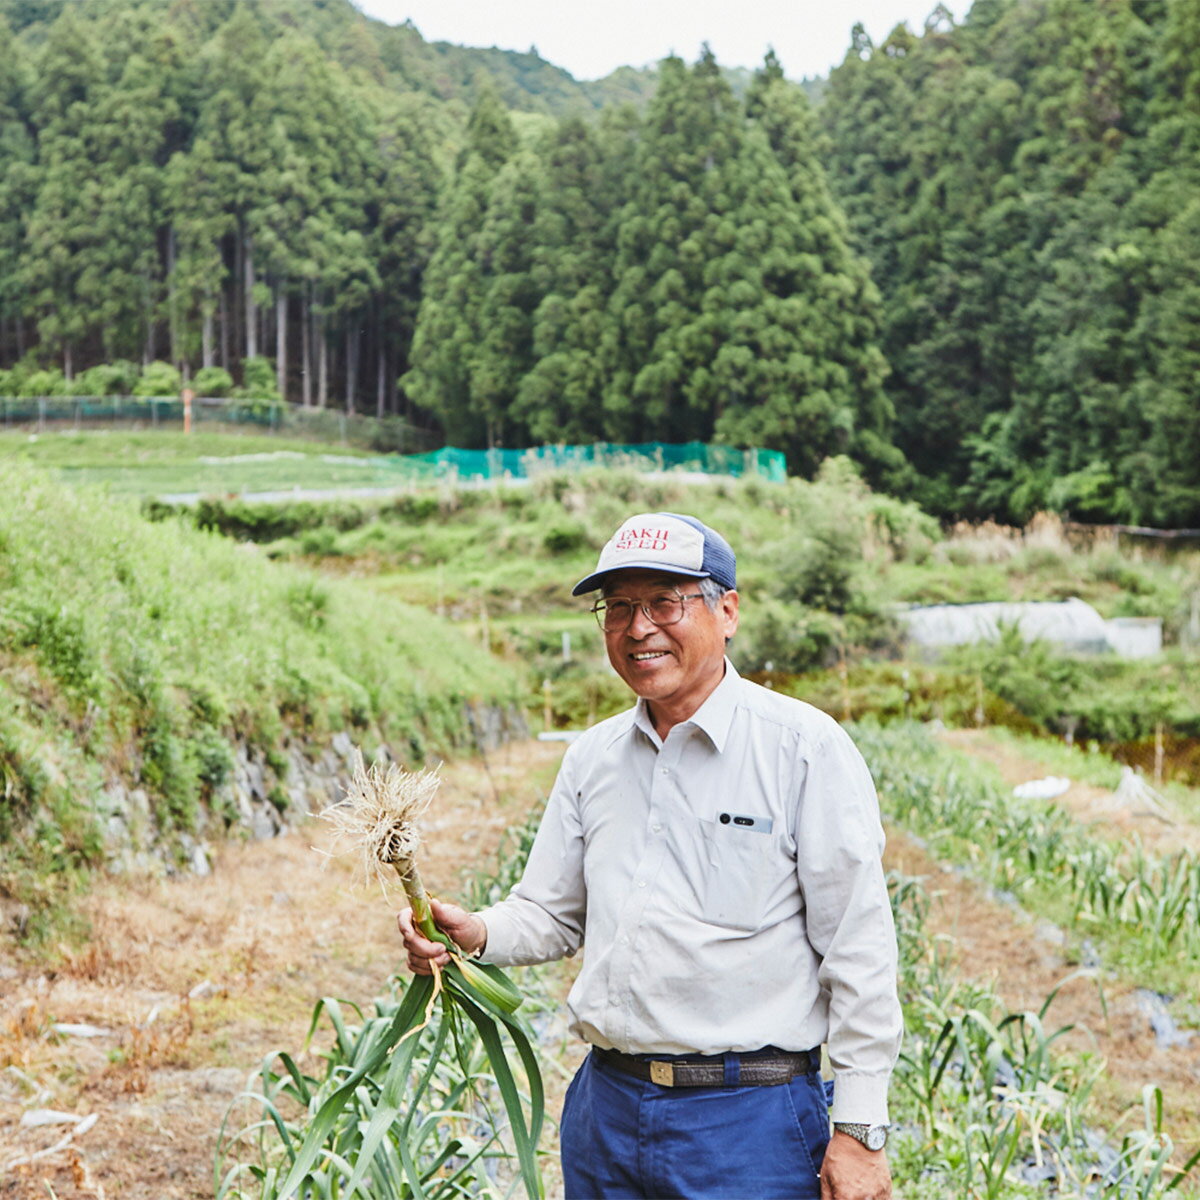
[{"xmin": 591, "ymin": 589, "xmax": 706, "ymax": 633}]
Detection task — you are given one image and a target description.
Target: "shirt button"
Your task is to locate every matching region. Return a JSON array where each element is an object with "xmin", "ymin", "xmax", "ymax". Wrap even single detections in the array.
[
  {"xmin": 637, "ymin": 879, "xmax": 646, "ymax": 888},
  {"xmin": 659, "ymin": 767, "xmax": 669, "ymax": 776},
  {"xmin": 620, "ymin": 936, "xmax": 630, "ymax": 946},
  {"xmin": 651, "ymin": 823, "xmax": 662, "ymax": 833}
]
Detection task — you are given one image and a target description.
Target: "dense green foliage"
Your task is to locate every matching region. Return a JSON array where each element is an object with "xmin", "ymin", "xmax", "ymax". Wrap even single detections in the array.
[
  {"xmin": 4, "ymin": 0, "xmax": 1200, "ymax": 522},
  {"xmin": 0, "ymin": 0, "xmax": 893, "ymax": 486},
  {"xmin": 821, "ymin": 0, "xmax": 1200, "ymax": 524}
]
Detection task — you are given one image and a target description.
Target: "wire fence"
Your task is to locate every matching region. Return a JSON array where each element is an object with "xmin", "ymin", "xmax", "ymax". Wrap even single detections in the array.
[{"xmin": 1, "ymin": 398, "xmax": 788, "ymax": 483}]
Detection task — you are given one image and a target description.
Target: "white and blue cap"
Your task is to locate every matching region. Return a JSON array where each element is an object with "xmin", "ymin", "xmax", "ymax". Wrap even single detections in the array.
[{"xmin": 572, "ymin": 512, "xmax": 737, "ymax": 596}]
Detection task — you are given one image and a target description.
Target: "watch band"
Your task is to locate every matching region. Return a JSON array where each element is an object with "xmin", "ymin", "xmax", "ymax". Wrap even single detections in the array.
[{"xmin": 834, "ymin": 1121, "xmax": 889, "ymax": 1151}]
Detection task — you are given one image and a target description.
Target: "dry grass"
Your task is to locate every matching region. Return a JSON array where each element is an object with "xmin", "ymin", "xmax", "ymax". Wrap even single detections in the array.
[{"xmin": 0, "ymin": 739, "xmax": 565, "ymax": 1199}]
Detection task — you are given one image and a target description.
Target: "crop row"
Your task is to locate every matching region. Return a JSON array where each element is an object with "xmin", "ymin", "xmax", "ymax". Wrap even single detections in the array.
[
  {"xmin": 888, "ymin": 874, "xmax": 1198, "ymax": 1198},
  {"xmin": 215, "ymin": 813, "xmax": 548, "ymax": 1199},
  {"xmin": 854, "ymin": 723, "xmax": 1200, "ymax": 980}
]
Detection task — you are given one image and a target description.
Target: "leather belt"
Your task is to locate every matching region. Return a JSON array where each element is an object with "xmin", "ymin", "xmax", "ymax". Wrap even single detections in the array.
[{"xmin": 594, "ymin": 1046, "xmax": 819, "ymax": 1088}]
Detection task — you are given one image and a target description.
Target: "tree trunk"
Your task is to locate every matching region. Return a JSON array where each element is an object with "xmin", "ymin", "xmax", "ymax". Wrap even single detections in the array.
[
  {"xmin": 244, "ymin": 229, "xmax": 257, "ymax": 361},
  {"xmin": 167, "ymin": 226, "xmax": 178, "ymax": 367},
  {"xmin": 231, "ymin": 232, "xmax": 242, "ymax": 363},
  {"xmin": 144, "ymin": 272, "xmax": 156, "ymax": 365},
  {"xmin": 317, "ymin": 306, "xmax": 328, "ymax": 409},
  {"xmin": 345, "ymin": 324, "xmax": 359, "ymax": 415},
  {"xmin": 301, "ymin": 287, "xmax": 312, "ymax": 407},
  {"xmin": 202, "ymin": 296, "xmax": 215, "ymax": 369},
  {"xmin": 376, "ymin": 340, "xmax": 386, "ymax": 418},
  {"xmin": 63, "ymin": 343, "xmax": 73, "ymax": 381},
  {"xmin": 219, "ymin": 286, "xmax": 230, "ymax": 370},
  {"xmin": 276, "ymin": 285, "xmax": 288, "ymax": 402}
]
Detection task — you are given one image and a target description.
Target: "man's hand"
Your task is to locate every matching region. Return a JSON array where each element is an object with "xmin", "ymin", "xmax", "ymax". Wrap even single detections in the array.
[
  {"xmin": 396, "ymin": 899, "xmax": 487, "ymax": 975},
  {"xmin": 820, "ymin": 1132, "xmax": 892, "ymax": 1200}
]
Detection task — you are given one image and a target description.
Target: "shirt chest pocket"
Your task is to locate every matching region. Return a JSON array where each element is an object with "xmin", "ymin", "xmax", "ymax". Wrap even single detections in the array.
[{"xmin": 687, "ymin": 816, "xmax": 783, "ymax": 932}]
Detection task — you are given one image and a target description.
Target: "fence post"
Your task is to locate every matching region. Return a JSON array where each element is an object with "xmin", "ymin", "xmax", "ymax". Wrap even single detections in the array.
[
  {"xmin": 182, "ymin": 387, "xmax": 193, "ymax": 435},
  {"xmin": 38, "ymin": 396, "xmax": 45, "ymax": 432}
]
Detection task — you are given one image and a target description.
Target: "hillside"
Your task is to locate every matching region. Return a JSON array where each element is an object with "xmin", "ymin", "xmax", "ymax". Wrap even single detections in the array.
[{"xmin": 0, "ymin": 461, "xmax": 522, "ymax": 938}]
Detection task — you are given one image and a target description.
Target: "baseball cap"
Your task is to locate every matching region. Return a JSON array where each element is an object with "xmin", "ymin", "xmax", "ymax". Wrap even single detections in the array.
[{"xmin": 571, "ymin": 512, "xmax": 737, "ymax": 596}]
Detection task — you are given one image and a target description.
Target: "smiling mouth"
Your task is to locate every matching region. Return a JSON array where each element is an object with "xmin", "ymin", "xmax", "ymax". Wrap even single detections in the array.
[{"xmin": 630, "ymin": 651, "xmax": 669, "ymax": 661}]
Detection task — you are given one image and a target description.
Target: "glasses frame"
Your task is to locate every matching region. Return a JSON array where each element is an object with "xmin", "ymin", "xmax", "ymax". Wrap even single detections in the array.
[{"xmin": 591, "ymin": 588, "xmax": 707, "ymax": 633}]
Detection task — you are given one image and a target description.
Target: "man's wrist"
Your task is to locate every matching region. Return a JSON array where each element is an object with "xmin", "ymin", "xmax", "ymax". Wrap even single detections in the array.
[{"xmin": 465, "ymin": 915, "xmax": 488, "ymax": 958}]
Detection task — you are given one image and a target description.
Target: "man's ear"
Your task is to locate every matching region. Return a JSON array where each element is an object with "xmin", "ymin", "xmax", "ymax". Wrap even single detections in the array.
[{"xmin": 720, "ymin": 590, "xmax": 740, "ymax": 641}]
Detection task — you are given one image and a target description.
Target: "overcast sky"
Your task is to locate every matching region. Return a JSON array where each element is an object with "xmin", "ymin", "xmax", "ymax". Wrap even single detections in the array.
[{"xmin": 353, "ymin": 0, "xmax": 964, "ymax": 83}]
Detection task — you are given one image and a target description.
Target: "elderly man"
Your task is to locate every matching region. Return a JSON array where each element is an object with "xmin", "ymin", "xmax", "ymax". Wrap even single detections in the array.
[{"xmin": 399, "ymin": 511, "xmax": 901, "ymax": 1200}]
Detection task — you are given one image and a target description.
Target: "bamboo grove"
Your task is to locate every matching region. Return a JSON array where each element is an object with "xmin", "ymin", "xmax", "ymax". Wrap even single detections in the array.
[{"xmin": 3, "ymin": 0, "xmax": 1200, "ymax": 524}]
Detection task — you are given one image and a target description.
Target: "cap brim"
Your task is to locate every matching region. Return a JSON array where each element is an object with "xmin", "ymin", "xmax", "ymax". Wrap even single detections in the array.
[{"xmin": 570, "ymin": 563, "xmax": 709, "ymax": 596}]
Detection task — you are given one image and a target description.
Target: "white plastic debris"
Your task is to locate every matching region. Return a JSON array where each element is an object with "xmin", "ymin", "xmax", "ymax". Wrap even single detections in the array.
[
  {"xmin": 21, "ymin": 1109, "xmax": 84, "ymax": 1127},
  {"xmin": 1012, "ymin": 776, "xmax": 1071, "ymax": 800},
  {"xmin": 50, "ymin": 1022, "xmax": 112, "ymax": 1038}
]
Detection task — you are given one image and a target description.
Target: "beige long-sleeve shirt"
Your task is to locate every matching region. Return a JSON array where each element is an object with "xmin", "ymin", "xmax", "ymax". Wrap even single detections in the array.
[{"xmin": 480, "ymin": 662, "xmax": 901, "ymax": 1123}]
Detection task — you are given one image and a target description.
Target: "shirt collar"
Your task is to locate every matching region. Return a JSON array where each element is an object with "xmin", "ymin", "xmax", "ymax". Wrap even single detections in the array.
[{"xmin": 631, "ymin": 657, "xmax": 740, "ymax": 752}]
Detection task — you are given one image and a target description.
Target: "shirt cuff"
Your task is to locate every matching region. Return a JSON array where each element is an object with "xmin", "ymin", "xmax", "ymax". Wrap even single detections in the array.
[
  {"xmin": 829, "ymin": 1070, "xmax": 891, "ymax": 1125},
  {"xmin": 472, "ymin": 906, "xmax": 522, "ymax": 966}
]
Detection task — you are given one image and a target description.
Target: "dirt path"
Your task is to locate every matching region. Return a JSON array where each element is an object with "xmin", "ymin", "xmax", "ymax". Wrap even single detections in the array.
[{"xmin": 0, "ymin": 740, "xmax": 568, "ymax": 1200}]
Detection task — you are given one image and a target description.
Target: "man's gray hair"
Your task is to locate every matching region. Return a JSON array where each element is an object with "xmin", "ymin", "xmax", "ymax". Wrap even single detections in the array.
[{"xmin": 697, "ymin": 577, "xmax": 729, "ymax": 610}]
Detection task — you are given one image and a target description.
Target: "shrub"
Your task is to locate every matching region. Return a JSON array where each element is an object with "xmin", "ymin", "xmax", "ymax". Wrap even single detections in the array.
[
  {"xmin": 735, "ymin": 597, "xmax": 838, "ymax": 673},
  {"xmin": 543, "ymin": 521, "xmax": 589, "ymax": 555},
  {"xmin": 74, "ymin": 361, "xmax": 138, "ymax": 396},
  {"xmin": 134, "ymin": 361, "xmax": 182, "ymax": 397},
  {"xmin": 192, "ymin": 366, "xmax": 234, "ymax": 397},
  {"xmin": 190, "ymin": 723, "xmax": 235, "ymax": 789},
  {"xmin": 19, "ymin": 368, "xmax": 70, "ymax": 397},
  {"xmin": 238, "ymin": 356, "xmax": 279, "ymax": 400}
]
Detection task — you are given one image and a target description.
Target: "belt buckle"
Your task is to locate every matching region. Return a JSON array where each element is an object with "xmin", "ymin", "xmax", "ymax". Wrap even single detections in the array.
[{"xmin": 649, "ymin": 1060, "xmax": 674, "ymax": 1087}]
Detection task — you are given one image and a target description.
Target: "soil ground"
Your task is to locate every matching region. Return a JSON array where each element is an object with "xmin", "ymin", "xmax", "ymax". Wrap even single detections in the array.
[{"xmin": 1, "ymin": 732, "xmax": 1197, "ymax": 1198}]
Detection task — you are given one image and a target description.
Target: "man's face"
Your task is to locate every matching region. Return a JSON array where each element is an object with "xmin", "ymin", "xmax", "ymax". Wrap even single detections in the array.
[{"xmin": 600, "ymin": 569, "xmax": 739, "ymax": 720}]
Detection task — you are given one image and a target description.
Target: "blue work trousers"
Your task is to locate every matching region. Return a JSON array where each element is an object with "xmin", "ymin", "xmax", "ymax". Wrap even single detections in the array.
[{"xmin": 560, "ymin": 1049, "xmax": 831, "ymax": 1199}]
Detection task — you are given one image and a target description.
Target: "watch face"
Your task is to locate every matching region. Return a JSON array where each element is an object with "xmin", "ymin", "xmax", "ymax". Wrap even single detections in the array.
[{"xmin": 866, "ymin": 1126, "xmax": 888, "ymax": 1151}]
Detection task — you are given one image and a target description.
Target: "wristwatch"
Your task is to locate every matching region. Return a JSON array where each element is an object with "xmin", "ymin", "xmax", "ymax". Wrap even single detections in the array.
[{"xmin": 834, "ymin": 1122, "xmax": 889, "ymax": 1151}]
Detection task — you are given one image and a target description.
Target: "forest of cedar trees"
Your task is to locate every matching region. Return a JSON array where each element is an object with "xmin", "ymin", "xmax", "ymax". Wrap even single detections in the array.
[{"xmin": 2, "ymin": 0, "xmax": 1199, "ymax": 526}]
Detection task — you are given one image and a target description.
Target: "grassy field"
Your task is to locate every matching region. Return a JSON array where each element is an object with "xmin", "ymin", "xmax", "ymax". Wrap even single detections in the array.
[{"xmin": 0, "ymin": 427, "xmax": 427, "ymax": 496}]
